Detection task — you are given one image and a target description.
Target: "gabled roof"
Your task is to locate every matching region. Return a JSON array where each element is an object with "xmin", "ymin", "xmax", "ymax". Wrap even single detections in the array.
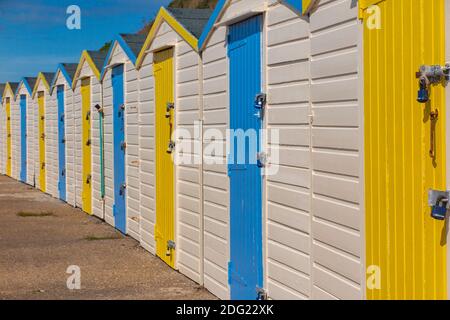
[
  {"xmin": 167, "ymin": 8, "xmax": 213, "ymax": 39},
  {"xmin": 3, "ymin": 82, "xmax": 19, "ymax": 101},
  {"xmin": 32, "ymin": 72, "xmax": 54, "ymax": 98},
  {"xmin": 100, "ymin": 33, "xmax": 146, "ymax": 80},
  {"xmin": 198, "ymin": 0, "xmax": 304, "ymax": 51},
  {"xmin": 135, "ymin": 7, "xmax": 212, "ymax": 69},
  {"xmin": 50, "ymin": 63, "xmax": 78, "ymax": 93},
  {"xmin": 72, "ymin": 50, "xmax": 108, "ymax": 89},
  {"xmin": 15, "ymin": 77, "xmax": 37, "ymax": 98}
]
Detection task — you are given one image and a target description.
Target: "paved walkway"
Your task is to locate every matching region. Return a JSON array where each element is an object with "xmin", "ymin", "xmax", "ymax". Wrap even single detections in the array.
[{"xmin": 0, "ymin": 175, "xmax": 215, "ymax": 300}]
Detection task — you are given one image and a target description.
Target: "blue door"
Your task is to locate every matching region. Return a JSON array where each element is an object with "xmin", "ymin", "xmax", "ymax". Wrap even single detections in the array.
[
  {"xmin": 112, "ymin": 64, "xmax": 126, "ymax": 234},
  {"xmin": 227, "ymin": 15, "xmax": 264, "ymax": 300},
  {"xmin": 57, "ymin": 85, "xmax": 66, "ymax": 201},
  {"xmin": 20, "ymin": 95, "xmax": 27, "ymax": 182}
]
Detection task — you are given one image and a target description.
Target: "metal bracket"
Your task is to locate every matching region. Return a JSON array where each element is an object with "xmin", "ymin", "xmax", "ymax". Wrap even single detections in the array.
[
  {"xmin": 256, "ymin": 287, "xmax": 268, "ymax": 300},
  {"xmin": 167, "ymin": 140, "xmax": 175, "ymax": 154},
  {"xmin": 166, "ymin": 240, "xmax": 176, "ymax": 256},
  {"xmin": 257, "ymin": 152, "xmax": 267, "ymax": 168},
  {"xmin": 254, "ymin": 93, "xmax": 267, "ymax": 119},
  {"xmin": 428, "ymin": 189, "xmax": 450, "ymax": 209},
  {"xmin": 428, "ymin": 189, "xmax": 450, "ymax": 220},
  {"xmin": 119, "ymin": 183, "xmax": 127, "ymax": 196},
  {"xmin": 416, "ymin": 64, "xmax": 450, "ymax": 103},
  {"xmin": 166, "ymin": 102, "xmax": 174, "ymax": 118}
]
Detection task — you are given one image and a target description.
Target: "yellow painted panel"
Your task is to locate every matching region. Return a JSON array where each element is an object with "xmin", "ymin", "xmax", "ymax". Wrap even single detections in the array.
[
  {"xmin": 38, "ymin": 92, "xmax": 46, "ymax": 192},
  {"xmin": 81, "ymin": 78, "xmax": 92, "ymax": 215},
  {"xmin": 153, "ymin": 48, "xmax": 175, "ymax": 268},
  {"xmin": 6, "ymin": 98, "xmax": 11, "ymax": 176},
  {"xmin": 364, "ymin": 0, "xmax": 447, "ymax": 299}
]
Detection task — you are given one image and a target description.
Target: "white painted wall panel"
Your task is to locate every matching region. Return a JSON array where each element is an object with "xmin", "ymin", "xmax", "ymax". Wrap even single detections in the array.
[
  {"xmin": 309, "ymin": 0, "xmax": 363, "ymax": 300},
  {"xmin": 47, "ymin": 88, "xmax": 58, "ymax": 198}
]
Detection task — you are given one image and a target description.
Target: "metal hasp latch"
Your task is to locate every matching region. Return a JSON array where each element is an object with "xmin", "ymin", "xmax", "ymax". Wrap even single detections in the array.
[
  {"xmin": 256, "ymin": 287, "xmax": 268, "ymax": 300},
  {"xmin": 167, "ymin": 140, "xmax": 175, "ymax": 154},
  {"xmin": 416, "ymin": 64, "xmax": 450, "ymax": 103},
  {"xmin": 257, "ymin": 152, "xmax": 267, "ymax": 168},
  {"xmin": 166, "ymin": 240, "xmax": 176, "ymax": 256},
  {"xmin": 166, "ymin": 102, "xmax": 174, "ymax": 118},
  {"xmin": 119, "ymin": 183, "xmax": 126, "ymax": 196},
  {"xmin": 428, "ymin": 189, "xmax": 450, "ymax": 220},
  {"xmin": 86, "ymin": 174, "xmax": 92, "ymax": 185},
  {"xmin": 254, "ymin": 93, "xmax": 266, "ymax": 119}
]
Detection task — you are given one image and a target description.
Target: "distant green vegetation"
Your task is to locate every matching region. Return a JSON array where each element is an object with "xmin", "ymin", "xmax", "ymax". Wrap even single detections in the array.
[{"xmin": 138, "ymin": 0, "xmax": 218, "ymax": 35}]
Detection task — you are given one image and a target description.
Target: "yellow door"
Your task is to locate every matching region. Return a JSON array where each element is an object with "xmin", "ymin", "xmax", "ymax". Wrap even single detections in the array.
[
  {"xmin": 38, "ymin": 92, "xmax": 46, "ymax": 192},
  {"xmin": 154, "ymin": 48, "xmax": 175, "ymax": 268},
  {"xmin": 363, "ymin": 0, "xmax": 447, "ymax": 299},
  {"xmin": 81, "ymin": 78, "xmax": 92, "ymax": 215},
  {"xmin": 6, "ymin": 98, "xmax": 11, "ymax": 176}
]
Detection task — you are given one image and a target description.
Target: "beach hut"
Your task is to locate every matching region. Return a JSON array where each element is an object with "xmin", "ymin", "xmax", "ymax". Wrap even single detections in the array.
[
  {"xmin": 2, "ymin": 82, "xmax": 19, "ymax": 179},
  {"xmin": 0, "ymin": 83, "xmax": 6, "ymax": 175},
  {"xmin": 72, "ymin": 50, "xmax": 108, "ymax": 217},
  {"xmin": 199, "ymin": 0, "xmax": 450, "ymax": 301},
  {"xmin": 49, "ymin": 63, "xmax": 78, "ymax": 204},
  {"xmin": 197, "ymin": 0, "xmax": 311, "ymax": 300},
  {"xmin": 100, "ymin": 34, "xmax": 146, "ymax": 238},
  {"xmin": 32, "ymin": 73, "xmax": 55, "ymax": 193},
  {"xmin": 15, "ymin": 77, "xmax": 37, "ymax": 185},
  {"xmin": 136, "ymin": 7, "xmax": 212, "ymax": 283}
]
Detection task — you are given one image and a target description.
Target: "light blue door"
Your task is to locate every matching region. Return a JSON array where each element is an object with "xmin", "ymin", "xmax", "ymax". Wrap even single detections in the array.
[
  {"xmin": 20, "ymin": 95, "xmax": 27, "ymax": 182},
  {"xmin": 57, "ymin": 85, "xmax": 66, "ymax": 201},
  {"xmin": 227, "ymin": 15, "xmax": 264, "ymax": 300},
  {"xmin": 112, "ymin": 64, "xmax": 126, "ymax": 234}
]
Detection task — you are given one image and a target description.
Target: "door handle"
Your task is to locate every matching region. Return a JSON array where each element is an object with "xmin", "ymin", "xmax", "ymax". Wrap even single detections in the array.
[
  {"xmin": 62, "ymin": 138, "xmax": 66, "ymax": 144},
  {"xmin": 86, "ymin": 138, "xmax": 91, "ymax": 146},
  {"xmin": 86, "ymin": 111, "xmax": 91, "ymax": 120},
  {"xmin": 41, "ymin": 162, "xmax": 45, "ymax": 169},
  {"xmin": 41, "ymin": 133, "xmax": 45, "ymax": 140},
  {"xmin": 120, "ymin": 141, "xmax": 126, "ymax": 150},
  {"xmin": 86, "ymin": 174, "xmax": 91, "ymax": 184},
  {"xmin": 61, "ymin": 169, "xmax": 65, "ymax": 177}
]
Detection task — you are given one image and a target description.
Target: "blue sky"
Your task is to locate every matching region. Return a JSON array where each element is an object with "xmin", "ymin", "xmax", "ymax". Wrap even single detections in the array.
[{"xmin": 0, "ymin": 0, "xmax": 171, "ymax": 83}]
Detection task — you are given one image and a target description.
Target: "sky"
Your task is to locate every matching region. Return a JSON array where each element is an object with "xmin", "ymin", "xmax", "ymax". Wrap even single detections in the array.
[{"xmin": 0, "ymin": 0, "xmax": 172, "ymax": 83}]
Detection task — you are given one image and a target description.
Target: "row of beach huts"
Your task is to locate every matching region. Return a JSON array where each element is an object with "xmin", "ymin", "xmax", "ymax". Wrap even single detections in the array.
[{"xmin": 1, "ymin": 0, "xmax": 449, "ymax": 300}]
